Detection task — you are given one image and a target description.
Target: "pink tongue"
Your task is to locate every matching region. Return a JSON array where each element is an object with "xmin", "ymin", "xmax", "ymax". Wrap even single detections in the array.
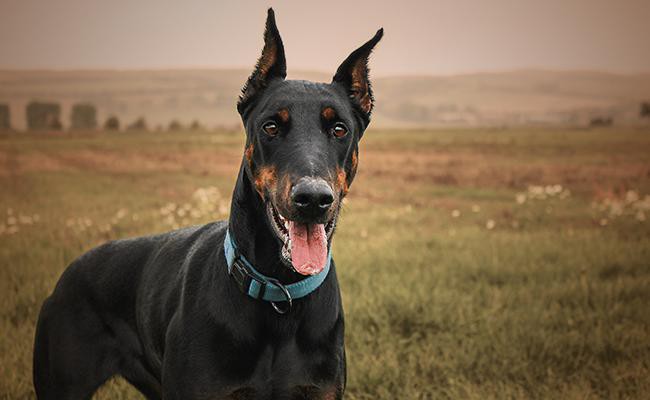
[{"xmin": 288, "ymin": 221, "xmax": 327, "ymax": 275}]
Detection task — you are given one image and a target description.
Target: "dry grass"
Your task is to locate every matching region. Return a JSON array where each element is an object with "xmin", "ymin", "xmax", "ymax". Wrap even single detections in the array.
[{"xmin": 1, "ymin": 127, "xmax": 650, "ymax": 399}]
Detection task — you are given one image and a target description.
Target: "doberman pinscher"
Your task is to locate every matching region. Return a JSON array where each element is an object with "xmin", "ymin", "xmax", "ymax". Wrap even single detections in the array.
[{"xmin": 33, "ymin": 9, "xmax": 382, "ymax": 399}]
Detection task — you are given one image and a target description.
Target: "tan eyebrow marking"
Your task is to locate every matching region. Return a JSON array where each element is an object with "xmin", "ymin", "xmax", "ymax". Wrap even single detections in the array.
[
  {"xmin": 322, "ymin": 107, "xmax": 336, "ymax": 121},
  {"xmin": 277, "ymin": 108, "xmax": 289, "ymax": 123}
]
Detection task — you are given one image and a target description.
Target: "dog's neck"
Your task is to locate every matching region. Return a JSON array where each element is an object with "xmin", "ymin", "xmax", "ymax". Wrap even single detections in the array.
[{"xmin": 227, "ymin": 161, "xmax": 305, "ymax": 284}]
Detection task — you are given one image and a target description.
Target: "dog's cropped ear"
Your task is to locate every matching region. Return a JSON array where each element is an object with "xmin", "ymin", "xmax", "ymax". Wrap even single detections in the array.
[
  {"xmin": 237, "ymin": 8, "xmax": 287, "ymax": 116},
  {"xmin": 332, "ymin": 28, "xmax": 383, "ymax": 123}
]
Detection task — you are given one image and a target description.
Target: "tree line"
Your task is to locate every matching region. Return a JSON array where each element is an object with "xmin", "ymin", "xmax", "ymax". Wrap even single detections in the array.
[
  {"xmin": 1, "ymin": 101, "xmax": 650, "ymax": 132},
  {"xmin": 0, "ymin": 101, "xmax": 204, "ymax": 132}
]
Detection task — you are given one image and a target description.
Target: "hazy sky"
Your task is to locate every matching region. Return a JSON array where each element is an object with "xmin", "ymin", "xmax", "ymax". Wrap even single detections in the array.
[{"xmin": 1, "ymin": 0, "xmax": 649, "ymax": 76}]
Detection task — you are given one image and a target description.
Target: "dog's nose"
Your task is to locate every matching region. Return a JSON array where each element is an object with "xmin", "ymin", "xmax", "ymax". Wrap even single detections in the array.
[{"xmin": 291, "ymin": 178, "xmax": 334, "ymax": 220}]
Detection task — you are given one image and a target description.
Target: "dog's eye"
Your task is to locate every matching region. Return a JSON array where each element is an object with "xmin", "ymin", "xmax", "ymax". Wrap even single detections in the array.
[
  {"xmin": 330, "ymin": 123, "xmax": 348, "ymax": 138},
  {"xmin": 262, "ymin": 121, "xmax": 279, "ymax": 136}
]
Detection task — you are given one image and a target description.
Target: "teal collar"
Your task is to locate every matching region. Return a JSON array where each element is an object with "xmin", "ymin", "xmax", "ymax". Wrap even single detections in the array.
[{"xmin": 223, "ymin": 229, "xmax": 332, "ymax": 313}]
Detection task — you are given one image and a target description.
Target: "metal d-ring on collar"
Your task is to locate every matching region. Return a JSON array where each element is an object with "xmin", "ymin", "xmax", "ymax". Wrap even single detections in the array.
[
  {"xmin": 223, "ymin": 229, "xmax": 332, "ymax": 314},
  {"xmin": 266, "ymin": 277, "xmax": 292, "ymax": 314}
]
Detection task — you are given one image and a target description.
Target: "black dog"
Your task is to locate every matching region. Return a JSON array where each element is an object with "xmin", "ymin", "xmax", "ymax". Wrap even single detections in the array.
[{"xmin": 33, "ymin": 9, "xmax": 382, "ymax": 399}]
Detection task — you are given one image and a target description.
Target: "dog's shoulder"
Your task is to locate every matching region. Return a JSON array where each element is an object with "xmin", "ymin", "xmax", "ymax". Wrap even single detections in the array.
[
  {"xmin": 54, "ymin": 221, "xmax": 228, "ymax": 298},
  {"xmin": 144, "ymin": 220, "xmax": 228, "ymax": 268},
  {"xmin": 76, "ymin": 220, "xmax": 224, "ymax": 263}
]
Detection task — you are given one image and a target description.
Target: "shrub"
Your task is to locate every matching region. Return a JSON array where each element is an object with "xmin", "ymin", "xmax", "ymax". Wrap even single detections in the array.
[
  {"xmin": 641, "ymin": 102, "xmax": 650, "ymax": 119},
  {"xmin": 168, "ymin": 120, "xmax": 183, "ymax": 131},
  {"xmin": 26, "ymin": 101, "xmax": 62, "ymax": 131},
  {"xmin": 127, "ymin": 117, "xmax": 148, "ymax": 131},
  {"xmin": 104, "ymin": 116, "xmax": 120, "ymax": 131},
  {"xmin": 589, "ymin": 117, "xmax": 613, "ymax": 127},
  {"xmin": 70, "ymin": 103, "xmax": 97, "ymax": 130}
]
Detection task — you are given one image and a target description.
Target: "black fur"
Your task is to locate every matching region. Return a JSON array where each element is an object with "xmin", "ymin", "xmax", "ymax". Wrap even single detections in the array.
[{"xmin": 33, "ymin": 8, "xmax": 381, "ymax": 399}]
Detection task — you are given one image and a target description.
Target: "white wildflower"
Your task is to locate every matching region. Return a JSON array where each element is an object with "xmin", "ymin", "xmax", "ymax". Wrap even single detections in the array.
[
  {"xmin": 635, "ymin": 196, "xmax": 650, "ymax": 211},
  {"xmin": 516, "ymin": 193, "xmax": 527, "ymax": 204},
  {"xmin": 609, "ymin": 201, "xmax": 623, "ymax": 217},
  {"xmin": 626, "ymin": 190, "xmax": 639, "ymax": 204},
  {"xmin": 528, "ymin": 185, "xmax": 546, "ymax": 199},
  {"xmin": 99, "ymin": 224, "xmax": 112, "ymax": 233},
  {"xmin": 559, "ymin": 189, "xmax": 571, "ymax": 199}
]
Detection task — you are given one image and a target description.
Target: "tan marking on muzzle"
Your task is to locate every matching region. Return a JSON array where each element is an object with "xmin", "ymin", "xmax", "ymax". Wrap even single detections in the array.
[
  {"xmin": 336, "ymin": 167, "xmax": 349, "ymax": 196},
  {"xmin": 280, "ymin": 174, "xmax": 292, "ymax": 205},
  {"xmin": 244, "ymin": 143, "xmax": 254, "ymax": 169},
  {"xmin": 351, "ymin": 149, "xmax": 358, "ymax": 174},
  {"xmin": 254, "ymin": 166, "xmax": 277, "ymax": 199}
]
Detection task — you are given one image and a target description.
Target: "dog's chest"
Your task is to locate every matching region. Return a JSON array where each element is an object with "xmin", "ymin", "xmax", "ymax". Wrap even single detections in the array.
[
  {"xmin": 168, "ymin": 305, "xmax": 345, "ymax": 399},
  {"xmin": 235, "ymin": 336, "xmax": 339, "ymax": 393}
]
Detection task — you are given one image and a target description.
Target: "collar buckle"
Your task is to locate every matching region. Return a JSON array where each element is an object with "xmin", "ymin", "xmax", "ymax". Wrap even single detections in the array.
[
  {"xmin": 229, "ymin": 253, "xmax": 268, "ymax": 301},
  {"xmin": 229, "ymin": 257, "xmax": 253, "ymax": 295}
]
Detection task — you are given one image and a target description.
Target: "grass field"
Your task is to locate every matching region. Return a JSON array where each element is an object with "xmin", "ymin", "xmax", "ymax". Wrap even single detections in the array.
[{"xmin": 1, "ymin": 127, "xmax": 650, "ymax": 399}]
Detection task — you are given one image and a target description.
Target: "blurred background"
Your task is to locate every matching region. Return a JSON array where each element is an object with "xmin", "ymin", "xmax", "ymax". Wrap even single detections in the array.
[
  {"xmin": 1, "ymin": 1, "xmax": 649, "ymax": 399},
  {"xmin": 1, "ymin": 0, "xmax": 650, "ymax": 130}
]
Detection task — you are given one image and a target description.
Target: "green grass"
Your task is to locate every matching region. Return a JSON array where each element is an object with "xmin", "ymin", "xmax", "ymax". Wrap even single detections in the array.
[{"xmin": 1, "ymin": 127, "xmax": 649, "ymax": 399}]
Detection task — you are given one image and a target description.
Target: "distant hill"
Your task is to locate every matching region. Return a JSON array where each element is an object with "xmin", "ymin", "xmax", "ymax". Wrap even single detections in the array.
[{"xmin": 0, "ymin": 69, "xmax": 649, "ymax": 129}]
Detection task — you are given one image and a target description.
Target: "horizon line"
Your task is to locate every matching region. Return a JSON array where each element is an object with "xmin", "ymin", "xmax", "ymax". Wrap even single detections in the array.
[{"xmin": 1, "ymin": 66, "xmax": 649, "ymax": 78}]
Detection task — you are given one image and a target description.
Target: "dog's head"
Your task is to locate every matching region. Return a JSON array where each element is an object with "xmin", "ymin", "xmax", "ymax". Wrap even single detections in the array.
[{"xmin": 237, "ymin": 9, "xmax": 382, "ymax": 276}]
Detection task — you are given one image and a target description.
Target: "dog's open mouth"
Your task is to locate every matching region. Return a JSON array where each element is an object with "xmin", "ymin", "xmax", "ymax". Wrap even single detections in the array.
[{"xmin": 267, "ymin": 203, "xmax": 336, "ymax": 275}]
